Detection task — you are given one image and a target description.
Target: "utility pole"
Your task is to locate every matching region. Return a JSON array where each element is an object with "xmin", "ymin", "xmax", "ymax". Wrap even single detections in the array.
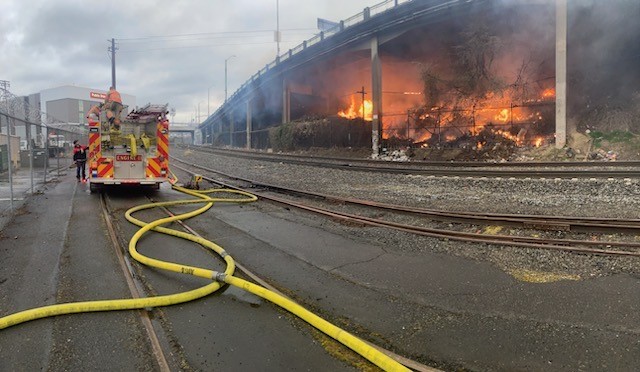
[
  {"xmin": 276, "ymin": 0, "xmax": 281, "ymax": 57},
  {"xmin": 225, "ymin": 55, "xmax": 236, "ymax": 102},
  {"xmin": 0, "ymin": 80, "xmax": 10, "ymax": 136},
  {"xmin": 108, "ymin": 38, "xmax": 118, "ymax": 88},
  {"xmin": 356, "ymin": 86, "xmax": 366, "ymax": 120}
]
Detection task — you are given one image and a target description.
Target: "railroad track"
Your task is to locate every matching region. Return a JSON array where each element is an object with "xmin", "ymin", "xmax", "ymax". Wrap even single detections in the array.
[
  {"xmin": 182, "ymin": 145, "xmax": 640, "ymax": 179},
  {"xmin": 172, "ymin": 156, "xmax": 640, "ymax": 258},
  {"xmin": 99, "ymin": 185, "xmax": 435, "ymax": 371}
]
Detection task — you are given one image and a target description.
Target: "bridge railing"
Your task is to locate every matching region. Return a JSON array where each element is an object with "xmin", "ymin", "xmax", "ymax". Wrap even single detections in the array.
[{"xmin": 224, "ymin": 0, "xmax": 415, "ymax": 108}]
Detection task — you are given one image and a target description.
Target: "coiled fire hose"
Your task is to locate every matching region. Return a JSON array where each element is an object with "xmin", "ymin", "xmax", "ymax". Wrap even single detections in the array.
[{"xmin": 0, "ymin": 180, "xmax": 408, "ymax": 371}]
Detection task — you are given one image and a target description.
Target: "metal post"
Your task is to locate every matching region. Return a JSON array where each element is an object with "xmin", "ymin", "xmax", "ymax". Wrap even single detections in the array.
[
  {"xmin": 555, "ymin": 0, "xmax": 567, "ymax": 148},
  {"xmin": 510, "ymin": 102, "xmax": 514, "ymax": 131},
  {"xmin": 407, "ymin": 111, "xmax": 410, "ymax": 139},
  {"xmin": 6, "ymin": 115, "xmax": 14, "ymax": 210},
  {"xmin": 225, "ymin": 60, "xmax": 228, "ymax": 102},
  {"xmin": 357, "ymin": 86, "xmax": 366, "ymax": 121},
  {"xmin": 25, "ymin": 119, "xmax": 34, "ymax": 193},
  {"xmin": 472, "ymin": 104, "xmax": 476, "ymax": 134},
  {"xmin": 276, "ymin": 0, "xmax": 281, "ymax": 57},
  {"xmin": 44, "ymin": 126, "xmax": 48, "ymax": 183},
  {"xmin": 56, "ymin": 130, "xmax": 60, "ymax": 178},
  {"xmin": 110, "ymin": 38, "xmax": 117, "ymax": 89},
  {"xmin": 225, "ymin": 55, "xmax": 236, "ymax": 102}
]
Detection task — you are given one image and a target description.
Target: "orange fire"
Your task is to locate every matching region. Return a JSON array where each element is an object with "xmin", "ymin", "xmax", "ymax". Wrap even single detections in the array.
[
  {"xmin": 495, "ymin": 108, "xmax": 509, "ymax": 122},
  {"xmin": 338, "ymin": 96, "xmax": 373, "ymax": 121},
  {"xmin": 541, "ymin": 88, "xmax": 555, "ymax": 98},
  {"xmin": 534, "ymin": 137, "xmax": 544, "ymax": 147}
]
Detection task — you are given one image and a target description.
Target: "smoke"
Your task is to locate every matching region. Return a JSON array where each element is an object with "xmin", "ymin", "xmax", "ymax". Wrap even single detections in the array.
[{"xmin": 567, "ymin": 0, "xmax": 640, "ymax": 109}]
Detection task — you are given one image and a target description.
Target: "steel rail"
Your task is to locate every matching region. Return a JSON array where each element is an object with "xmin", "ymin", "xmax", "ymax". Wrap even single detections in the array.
[
  {"xmin": 146, "ymin": 193, "xmax": 437, "ymax": 372},
  {"xmin": 189, "ymin": 145, "xmax": 640, "ymax": 168},
  {"xmin": 99, "ymin": 194, "xmax": 172, "ymax": 371},
  {"xmin": 185, "ymin": 146, "xmax": 640, "ymax": 178},
  {"xmin": 172, "ymin": 156, "xmax": 640, "ymax": 234},
  {"xmin": 171, "ymin": 159, "xmax": 640, "ymax": 258}
]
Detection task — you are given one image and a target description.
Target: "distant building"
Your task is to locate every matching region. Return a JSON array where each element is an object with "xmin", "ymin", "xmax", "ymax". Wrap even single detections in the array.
[
  {"xmin": 39, "ymin": 85, "xmax": 136, "ymax": 125},
  {"xmin": 2, "ymin": 85, "xmax": 136, "ymax": 148}
]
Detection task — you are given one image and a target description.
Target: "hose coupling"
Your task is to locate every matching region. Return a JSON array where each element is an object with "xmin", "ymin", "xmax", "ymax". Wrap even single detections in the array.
[
  {"xmin": 214, "ymin": 272, "xmax": 227, "ymax": 282},
  {"xmin": 219, "ymin": 251, "xmax": 228, "ymax": 258}
]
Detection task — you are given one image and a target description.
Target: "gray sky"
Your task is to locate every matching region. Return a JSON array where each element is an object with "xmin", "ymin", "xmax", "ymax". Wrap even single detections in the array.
[{"xmin": 1, "ymin": 0, "xmax": 377, "ymax": 123}]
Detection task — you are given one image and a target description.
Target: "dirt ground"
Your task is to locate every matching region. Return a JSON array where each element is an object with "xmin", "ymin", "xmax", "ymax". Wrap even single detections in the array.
[{"xmin": 285, "ymin": 130, "xmax": 640, "ymax": 162}]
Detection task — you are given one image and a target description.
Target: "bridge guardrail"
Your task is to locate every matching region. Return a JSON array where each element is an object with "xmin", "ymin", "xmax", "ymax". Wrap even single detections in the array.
[{"xmin": 222, "ymin": 0, "xmax": 415, "ymax": 112}]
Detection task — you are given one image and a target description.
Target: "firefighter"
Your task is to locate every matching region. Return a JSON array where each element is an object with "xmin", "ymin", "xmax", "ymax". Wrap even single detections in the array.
[
  {"xmin": 86, "ymin": 103, "xmax": 103, "ymax": 122},
  {"xmin": 104, "ymin": 86, "xmax": 123, "ymax": 131},
  {"xmin": 73, "ymin": 142, "xmax": 87, "ymax": 181}
]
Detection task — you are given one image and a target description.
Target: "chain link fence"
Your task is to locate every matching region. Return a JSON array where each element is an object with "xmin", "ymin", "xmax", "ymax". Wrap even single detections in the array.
[{"xmin": 0, "ymin": 87, "xmax": 88, "ymax": 228}]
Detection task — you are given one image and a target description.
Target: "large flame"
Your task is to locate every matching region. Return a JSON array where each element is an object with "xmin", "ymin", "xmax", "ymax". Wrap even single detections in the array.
[{"xmin": 338, "ymin": 96, "xmax": 373, "ymax": 121}]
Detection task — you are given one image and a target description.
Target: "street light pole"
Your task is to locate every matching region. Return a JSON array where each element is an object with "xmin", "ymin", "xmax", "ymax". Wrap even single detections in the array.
[
  {"xmin": 276, "ymin": 0, "xmax": 280, "ymax": 57},
  {"xmin": 225, "ymin": 55, "xmax": 236, "ymax": 102},
  {"xmin": 207, "ymin": 84, "xmax": 215, "ymax": 117}
]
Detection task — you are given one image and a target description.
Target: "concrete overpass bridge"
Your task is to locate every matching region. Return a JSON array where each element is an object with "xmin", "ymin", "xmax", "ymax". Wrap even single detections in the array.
[
  {"xmin": 199, "ymin": 0, "xmax": 564, "ymax": 155},
  {"xmin": 169, "ymin": 123, "xmax": 197, "ymax": 145}
]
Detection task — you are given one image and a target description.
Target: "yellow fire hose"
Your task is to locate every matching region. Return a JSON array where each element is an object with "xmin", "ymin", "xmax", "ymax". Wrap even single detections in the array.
[{"xmin": 0, "ymin": 181, "xmax": 409, "ymax": 371}]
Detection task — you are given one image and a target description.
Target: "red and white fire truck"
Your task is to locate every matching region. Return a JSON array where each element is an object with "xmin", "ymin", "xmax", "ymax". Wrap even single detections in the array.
[{"xmin": 87, "ymin": 104, "xmax": 171, "ymax": 193}]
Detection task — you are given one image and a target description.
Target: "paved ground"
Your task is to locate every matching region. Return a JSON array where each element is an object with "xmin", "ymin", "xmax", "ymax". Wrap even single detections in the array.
[
  {"xmin": 0, "ymin": 156, "xmax": 72, "ymax": 231},
  {"xmin": 0, "ymin": 164, "xmax": 639, "ymax": 371}
]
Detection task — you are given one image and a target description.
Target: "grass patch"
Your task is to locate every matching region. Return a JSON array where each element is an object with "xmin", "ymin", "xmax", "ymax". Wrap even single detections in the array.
[{"xmin": 588, "ymin": 130, "xmax": 635, "ymax": 148}]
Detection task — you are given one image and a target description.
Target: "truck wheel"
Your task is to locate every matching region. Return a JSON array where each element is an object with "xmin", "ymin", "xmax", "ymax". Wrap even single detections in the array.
[{"xmin": 89, "ymin": 182, "xmax": 101, "ymax": 193}]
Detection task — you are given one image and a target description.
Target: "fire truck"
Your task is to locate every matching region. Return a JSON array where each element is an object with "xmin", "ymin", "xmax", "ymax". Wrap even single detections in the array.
[{"xmin": 87, "ymin": 104, "xmax": 170, "ymax": 193}]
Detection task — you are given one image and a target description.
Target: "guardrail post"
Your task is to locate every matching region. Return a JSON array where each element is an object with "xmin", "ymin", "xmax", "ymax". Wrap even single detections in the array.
[
  {"xmin": 364, "ymin": 7, "xmax": 371, "ymax": 20},
  {"xmin": 340, "ymin": 20, "xmax": 345, "ymax": 31},
  {"xmin": 303, "ymin": 41, "xmax": 307, "ymax": 49}
]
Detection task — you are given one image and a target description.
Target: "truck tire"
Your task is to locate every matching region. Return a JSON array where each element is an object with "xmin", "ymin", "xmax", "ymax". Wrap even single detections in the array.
[{"xmin": 89, "ymin": 182, "xmax": 101, "ymax": 193}]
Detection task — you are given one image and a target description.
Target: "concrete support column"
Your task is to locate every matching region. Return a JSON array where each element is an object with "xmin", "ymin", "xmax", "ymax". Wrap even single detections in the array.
[
  {"xmin": 282, "ymin": 79, "xmax": 291, "ymax": 124},
  {"xmin": 371, "ymin": 36, "xmax": 382, "ymax": 157},
  {"xmin": 246, "ymin": 101, "xmax": 252, "ymax": 149},
  {"xmin": 555, "ymin": 0, "xmax": 567, "ymax": 148},
  {"xmin": 229, "ymin": 113, "xmax": 234, "ymax": 147}
]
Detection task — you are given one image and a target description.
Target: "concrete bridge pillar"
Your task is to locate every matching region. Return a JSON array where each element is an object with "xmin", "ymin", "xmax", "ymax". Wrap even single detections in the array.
[
  {"xmin": 282, "ymin": 79, "xmax": 291, "ymax": 124},
  {"xmin": 555, "ymin": 0, "xmax": 567, "ymax": 149},
  {"xmin": 229, "ymin": 113, "xmax": 234, "ymax": 147},
  {"xmin": 371, "ymin": 35, "xmax": 382, "ymax": 157},
  {"xmin": 246, "ymin": 100, "xmax": 252, "ymax": 149}
]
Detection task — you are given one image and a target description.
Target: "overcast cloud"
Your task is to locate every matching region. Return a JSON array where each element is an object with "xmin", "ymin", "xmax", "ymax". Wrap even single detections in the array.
[{"xmin": 1, "ymin": 0, "xmax": 377, "ymax": 123}]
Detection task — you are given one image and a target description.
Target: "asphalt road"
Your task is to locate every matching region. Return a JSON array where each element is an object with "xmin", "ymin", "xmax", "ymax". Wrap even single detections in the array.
[{"xmin": 0, "ymin": 169, "xmax": 639, "ymax": 371}]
